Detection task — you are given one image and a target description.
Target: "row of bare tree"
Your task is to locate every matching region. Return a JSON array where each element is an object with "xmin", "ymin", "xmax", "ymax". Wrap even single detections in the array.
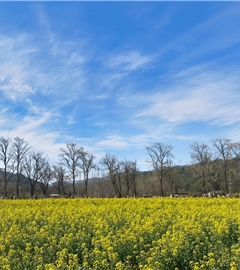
[
  {"xmin": 1, "ymin": 136, "xmax": 240, "ymax": 198},
  {"xmin": 58, "ymin": 143, "xmax": 138, "ymax": 198},
  {"xmin": 0, "ymin": 137, "xmax": 137, "ymax": 198},
  {"xmin": 190, "ymin": 138, "xmax": 240, "ymax": 195},
  {"xmin": 145, "ymin": 138, "xmax": 240, "ymax": 196}
]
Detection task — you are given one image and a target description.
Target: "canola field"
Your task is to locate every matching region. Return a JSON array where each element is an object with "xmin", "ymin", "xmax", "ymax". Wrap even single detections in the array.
[{"xmin": 1, "ymin": 198, "xmax": 240, "ymax": 270}]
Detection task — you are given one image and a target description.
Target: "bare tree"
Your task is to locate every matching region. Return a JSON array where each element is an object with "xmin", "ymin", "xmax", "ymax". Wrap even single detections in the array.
[
  {"xmin": 146, "ymin": 142, "xmax": 174, "ymax": 197},
  {"xmin": 131, "ymin": 162, "xmax": 138, "ymax": 198},
  {"xmin": 93, "ymin": 169, "xmax": 110, "ymax": 197},
  {"xmin": 78, "ymin": 147, "xmax": 96, "ymax": 197},
  {"xmin": 190, "ymin": 142, "xmax": 207, "ymax": 193},
  {"xmin": 121, "ymin": 159, "xmax": 137, "ymax": 198},
  {"xmin": 39, "ymin": 162, "xmax": 52, "ymax": 197},
  {"xmin": 226, "ymin": 141, "xmax": 240, "ymax": 193},
  {"xmin": 23, "ymin": 151, "xmax": 47, "ymax": 197},
  {"xmin": 212, "ymin": 138, "xmax": 232, "ymax": 193},
  {"xmin": 167, "ymin": 160, "xmax": 178, "ymax": 195},
  {"xmin": 0, "ymin": 137, "xmax": 15, "ymax": 197},
  {"xmin": 230, "ymin": 142, "xmax": 240, "ymax": 159},
  {"xmin": 100, "ymin": 153, "xmax": 122, "ymax": 198},
  {"xmin": 59, "ymin": 143, "xmax": 80, "ymax": 195},
  {"xmin": 12, "ymin": 137, "xmax": 30, "ymax": 197},
  {"xmin": 52, "ymin": 165, "xmax": 67, "ymax": 195},
  {"xmin": 190, "ymin": 142, "xmax": 215, "ymax": 194}
]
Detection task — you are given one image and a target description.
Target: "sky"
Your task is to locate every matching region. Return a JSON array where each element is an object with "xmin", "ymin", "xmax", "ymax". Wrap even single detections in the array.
[{"xmin": 0, "ymin": 2, "xmax": 240, "ymax": 171}]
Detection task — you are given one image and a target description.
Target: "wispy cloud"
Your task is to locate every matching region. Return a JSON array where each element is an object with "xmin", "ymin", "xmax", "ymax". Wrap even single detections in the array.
[
  {"xmin": 154, "ymin": 4, "xmax": 240, "ymax": 71},
  {"xmin": 0, "ymin": 109, "xmax": 64, "ymax": 163},
  {"xmin": 137, "ymin": 66, "xmax": 240, "ymax": 126},
  {"xmin": 0, "ymin": 32, "xmax": 89, "ymax": 109},
  {"xmin": 0, "ymin": 35, "xmax": 36, "ymax": 100},
  {"xmin": 93, "ymin": 72, "xmax": 126, "ymax": 92},
  {"xmin": 104, "ymin": 50, "xmax": 152, "ymax": 71},
  {"xmin": 97, "ymin": 135, "xmax": 129, "ymax": 149}
]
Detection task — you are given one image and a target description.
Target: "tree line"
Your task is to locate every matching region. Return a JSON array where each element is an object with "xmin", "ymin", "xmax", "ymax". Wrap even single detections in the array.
[
  {"xmin": 146, "ymin": 139, "xmax": 240, "ymax": 197},
  {"xmin": 0, "ymin": 137, "xmax": 137, "ymax": 198},
  {"xmin": 0, "ymin": 136, "xmax": 240, "ymax": 198}
]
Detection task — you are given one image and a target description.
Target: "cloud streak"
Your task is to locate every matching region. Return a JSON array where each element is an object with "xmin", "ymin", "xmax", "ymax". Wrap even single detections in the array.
[
  {"xmin": 136, "ymin": 66, "xmax": 240, "ymax": 126},
  {"xmin": 0, "ymin": 34, "xmax": 37, "ymax": 100},
  {"xmin": 104, "ymin": 50, "xmax": 152, "ymax": 71}
]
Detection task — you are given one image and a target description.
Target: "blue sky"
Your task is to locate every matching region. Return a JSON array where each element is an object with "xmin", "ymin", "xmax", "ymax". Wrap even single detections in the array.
[{"xmin": 0, "ymin": 2, "xmax": 240, "ymax": 170}]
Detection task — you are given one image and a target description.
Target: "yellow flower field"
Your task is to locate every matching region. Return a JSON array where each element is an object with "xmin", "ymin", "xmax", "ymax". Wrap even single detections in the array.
[{"xmin": 1, "ymin": 198, "xmax": 240, "ymax": 270}]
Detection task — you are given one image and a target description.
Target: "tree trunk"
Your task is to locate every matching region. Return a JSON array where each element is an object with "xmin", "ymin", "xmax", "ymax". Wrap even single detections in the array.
[
  {"xmin": 132, "ymin": 179, "xmax": 136, "ymax": 198},
  {"xmin": 61, "ymin": 179, "xmax": 65, "ymax": 195},
  {"xmin": 72, "ymin": 175, "xmax": 76, "ymax": 195},
  {"xmin": 16, "ymin": 173, "xmax": 20, "ymax": 197},
  {"xmin": 41, "ymin": 185, "xmax": 48, "ymax": 197},
  {"xmin": 30, "ymin": 183, "xmax": 35, "ymax": 197},
  {"xmin": 4, "ymin": 182, "xmax": 8, "ymax": 198},
  {"xmin": 159, "ymin": 175, "xmax": 164, "ymax": 197},
  {"xmin": 224, "ymin": 164, "xmax": 229, "ymax": 193},
  {"xmin": 202, "ymin": 169, "xmax": 206, "ymax": 194},
  {"xmin": 84, "ymin": 180, "xmax": 88, "ymax": 197}
]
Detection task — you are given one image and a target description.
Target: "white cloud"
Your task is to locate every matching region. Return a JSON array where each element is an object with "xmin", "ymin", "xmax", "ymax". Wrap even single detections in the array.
[
  {"xmin": 0, "ymin": 35, "xmax": 36, "ymax": 100},
  {"xmin": 97, "ymin": 135, "xmax": 129, "ymax": 149},
  {"xmin": 137, "ymin": 66, "xmax": 240, "ymax": 126},
  {"xmin": 66, "ymin": 114, "xmax": 76, "ymax": 125},
  {"xmin": 0, "ymin": 110, "xmax": 64, "ymax": 164},
  {"xmin": 69, "ymin": 52, "xmax": 86, "ymax": 65},
  {"xmin": 0, "ymin": 63, "xmax": 34, "ymax": 100},
  {"xmin": 104, "ymin": 50, "xmax": 152, "ymax": 71},
  {"xmin": 0, "ymin": 117, "xmax": 6, "ymax": 126},
  {"xmin": 155, "ymin": 5, "xmax": 240, "ymax": 69},
  {"xmin": 0, "ymin": 22, "xmax": 89, "ymax": 103},
  {"xmin": 95, "ymin": 72, "xmax": 126, "ymax": 91}
]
